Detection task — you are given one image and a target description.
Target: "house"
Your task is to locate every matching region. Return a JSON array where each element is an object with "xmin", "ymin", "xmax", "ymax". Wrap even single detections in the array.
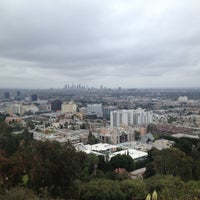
[{"xmin": 130, "ymin": 167, "xmax": 146, "ymax": 179}]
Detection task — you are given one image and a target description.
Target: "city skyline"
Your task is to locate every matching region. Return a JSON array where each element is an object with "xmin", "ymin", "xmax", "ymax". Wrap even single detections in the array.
[{"xmin": 1, "ymin": 0, "xmax": 200, "ymax": 89}]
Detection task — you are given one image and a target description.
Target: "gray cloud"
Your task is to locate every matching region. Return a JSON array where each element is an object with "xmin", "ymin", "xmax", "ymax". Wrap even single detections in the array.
[{"xmin": 0, "ymin": 0, "xmax": 200, "ymax": 88}]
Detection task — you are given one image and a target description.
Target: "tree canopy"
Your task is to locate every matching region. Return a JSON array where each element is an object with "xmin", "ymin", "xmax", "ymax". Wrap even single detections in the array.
[{"xmin": 0, "ymin": 121, "xmax": 200, "ymax": 199}]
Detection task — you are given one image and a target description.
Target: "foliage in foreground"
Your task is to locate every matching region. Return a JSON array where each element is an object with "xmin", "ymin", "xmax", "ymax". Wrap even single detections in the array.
[{"xmin": 1, "ymin": 121, "xmax": 200, "ymax": 199}]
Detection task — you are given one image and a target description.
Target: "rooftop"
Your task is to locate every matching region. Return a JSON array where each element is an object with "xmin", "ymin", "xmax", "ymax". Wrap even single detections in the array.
[{"xmin": 109, "ymin": 149, "xmax": 148, "ymax": 160}]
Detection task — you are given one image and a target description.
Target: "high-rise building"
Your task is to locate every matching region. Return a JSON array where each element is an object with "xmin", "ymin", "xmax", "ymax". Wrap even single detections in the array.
[
  {"xmin": 103, "ymin": 106, "xmax": 118, "ymax": 120},
  {"xmin": 61, "ymin": 101, "xmax": 77, "ymax": 113},
  {"xmin": 87, "ymin": 104, "xmax": 103, "ymax": 118},
  {"xmin": 110, "ymin": 110, "xmax": 130, "ymax": 127},
  {"xmin": 110, "ymin": 108, "xmax": 153, "ymax": 128},
  {"xmin": 4, "ymin": 92, "xmax": 10, "ymax": 99},
  {"xmin": 15, "ymin": 91, "xmax": 21, "ymax": 101},
  {"xmin": 31, "ymin": 94, "xmax": 38, "ymax": 101},
  {"xmin": 16, "ymin": 91, "xmax": 21, "ymax": 97},
  {"xmin": 51, "ymin": 100, "xmax": 62, "ymax": 112}
]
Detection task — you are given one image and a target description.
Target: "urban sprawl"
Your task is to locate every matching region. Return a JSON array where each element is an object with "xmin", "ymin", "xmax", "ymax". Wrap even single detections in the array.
[{"xmin": 1, "ymin": 87, "xmax": 200, "ymax": 166}]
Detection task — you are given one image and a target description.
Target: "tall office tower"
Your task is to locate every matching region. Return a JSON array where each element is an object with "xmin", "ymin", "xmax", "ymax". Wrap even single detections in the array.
[
  {"xmin": 31, "ymin": 94, "xmax": 38, "ymax": 101},
  {"xmin": 15, "ymin": 90, "xmax": 21, "ymax": 101},
  {"xmin": 86, "ymin": 103, "xmax": 103, "ymax": 118},
  {"xmin": 16, "ymin": 91, "xmax": 21, "ymax": 97},
  {"xmin": 51, "ymin": 100, "xmax": 62, "ymax": 112},
  {"xmin": 4, "ymin": 92, "xmax": 10, "ymax": 99}
]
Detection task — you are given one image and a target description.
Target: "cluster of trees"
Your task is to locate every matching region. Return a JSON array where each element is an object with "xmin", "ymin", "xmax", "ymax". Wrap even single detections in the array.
[
  {"xmin": 1, "ymin": 175, "xmax": 200, "ymax": 200},
  {"xmin": 146, "ymin": 148, "xmax": 194, "ymax": 181},
  {"xmin": 150, "ymin": 135, "xmax": 200, "ymax": 180},
  {"xmin": 0, "ymin": 120, "xmax": 200, "ymax": 199}
]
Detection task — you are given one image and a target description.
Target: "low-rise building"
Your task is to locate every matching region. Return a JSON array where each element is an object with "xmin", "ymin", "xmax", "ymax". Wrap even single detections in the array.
[
  {"xmin": 130, "ymin": 167, "xmax": 146, "ymax": 179},
  {"xmin": 75, "ymin": 142, "xmax": 148, "ymax": 161},
  {"xmin": 99, "ymin": 127, "xmax": 135, "ymax": 144},
  {"xmin": 153, "ymin": 139, "xmax": 175, "ymax": 150},
  {"xmin": 109, "ymin": 149, "xmax": 148, "ymax": 161}
]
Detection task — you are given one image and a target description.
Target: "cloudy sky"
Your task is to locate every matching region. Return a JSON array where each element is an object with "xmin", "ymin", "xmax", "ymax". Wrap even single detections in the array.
[{"xmin": 1, "ymin": 0, "xmax": 200, "ymax": 89}]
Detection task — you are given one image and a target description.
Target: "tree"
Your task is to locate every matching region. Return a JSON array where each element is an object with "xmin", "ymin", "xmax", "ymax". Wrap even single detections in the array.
[
  {"xmin": 134, "ymin": 131, "xmax": 140, "ymax": 141},
  {"xmin": 145, "ymin": 162, "xmax": 156, "ymax": 178},
  {"xmin": 98, "ymin": 155, "xmax": 111, "ymax": 172},
  {"xmin": 120, "ymin": 179, "xmax": 147, "ymax": 200},
  {"xmin": 0, "ymin": 150, "xmax": 11, "ymax": 187},
  {"xmin": 85, "ymin": 153, "xmax": 99, "ymax": 176},
  {"xmin": 27, "ymin": 141, "xmax": 82, "ymax": 198},
  {"xmin": 19, "ymin": 129, "xmax": 33, "ymax": 144},
  {"xmin": 186, "ymin": 181, "xmax": 200, "ymax": 200},
  {"xmin": 0, "ymin": 187, "xmax": 40, "ymax": 200},
  {"xmin": 88, "ymin": 132, "xmax": 97, "ymax": 145},
  {"xmin": 145, "ymin": 175, "xmax": 186, "ymax": 200},
  {"xmin": 147, "ymin": 124, "xmax": 156, "ymax": 133},
  {"xmin": 9, "ymin": 151, "xmax": 29, "ymax": 186},
  {"xmin": 174, "ymin": 138, "xmax": 193, "ymax": 156},
  {"xmin": 152, "ymin": 148, "xmax": 193, "ymax": 181},
  {"xmin": 114, "ymin": 169, "xmax": 130, "ymax": 181},
  {"xmin": 80, "ymin": 179, "xmax": 125, "ymax": 200},
  {"xmin": 0, "ymin": 113, "xmax": 7, "ymax": 123},
  {"xmin": 191, "ymin": 148, "xmax": 200, "ymax": 180},
  {"xmin": 110, "ymin": 154, "xmax": 134, "ymax": 172},
  {"xmin": 0, "ymin": 122, "xmax": 19, "ymax": 156}
]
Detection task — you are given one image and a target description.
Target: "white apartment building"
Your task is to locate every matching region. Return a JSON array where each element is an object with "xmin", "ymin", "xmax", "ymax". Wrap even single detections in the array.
[
  {"xmin": 110, "ymin": 110, "xmax": 130, "ymax": 127},
  {"xmin": 86, "ymin": 103, "xmax": 103, "ymax": 118},
  {"xmin": 61, "ymin": 101, "xmax": 77, "ymax": 113},
  {"xmin": 110, "ymin": 108, "xmax": 153, "ymax": 128},
  {"xmin": 177, "ymin": 96, "xmax": 188, "ymax": 103}
]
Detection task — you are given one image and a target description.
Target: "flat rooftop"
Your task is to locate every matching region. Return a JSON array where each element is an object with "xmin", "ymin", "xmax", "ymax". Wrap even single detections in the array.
[
  {"xmin": 90, "ymin": 143, "xmax": 117, "ymax": 151},
  {"xmin": 109, "ymin": 149, "xmax": 148, "ymax": 160}
]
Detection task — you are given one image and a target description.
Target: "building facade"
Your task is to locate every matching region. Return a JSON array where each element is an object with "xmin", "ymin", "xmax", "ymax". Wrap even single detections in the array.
[
  {"xmin": 31, "ymin": 94, "xmax": 38, "ymax": 101},
  {"xmin": 6, "ymin": 103, "xmax": 39, "ymax": 115},
  {"xmin": 51, "ymin": 100, "xmax": 62, "ymax": 112},
  {"xmin": 86, "ymin": 103, "xmax": 103, "ymax": 118},
  {"xmin": 61, "ymin": 101, "xmax": 77, "ymax": 113},
  {"xmin": 99, "ymin": 127, "xmax": 135, "ymax": 144},
  {"xmin": 103, "ymin": 106, "xmax": 118, "ymax": 120},
  {"xmin": 110, "ymin": 108, "xmax": 153, "ymax": 128}
]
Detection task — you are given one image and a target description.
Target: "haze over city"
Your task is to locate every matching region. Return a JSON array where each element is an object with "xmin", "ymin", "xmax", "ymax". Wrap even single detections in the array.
[
  {"xmin": 1, "ymin": 0, "xmax": 200, "ymax": 89},
  {"xmin": 1, "ymin": 2, "xmax": 200, "ymax": 197}
]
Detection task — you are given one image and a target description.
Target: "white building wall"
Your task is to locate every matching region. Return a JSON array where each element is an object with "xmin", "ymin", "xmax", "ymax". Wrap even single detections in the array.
[{"xmin": 110, "ymin": 109, "xmax": 153, "ymax": 127}]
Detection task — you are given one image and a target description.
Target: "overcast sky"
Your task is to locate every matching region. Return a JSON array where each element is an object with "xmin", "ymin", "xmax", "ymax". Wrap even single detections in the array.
[{"xmin": 1, "ymin": 0, "xmax": 200, "ymax": 89}]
